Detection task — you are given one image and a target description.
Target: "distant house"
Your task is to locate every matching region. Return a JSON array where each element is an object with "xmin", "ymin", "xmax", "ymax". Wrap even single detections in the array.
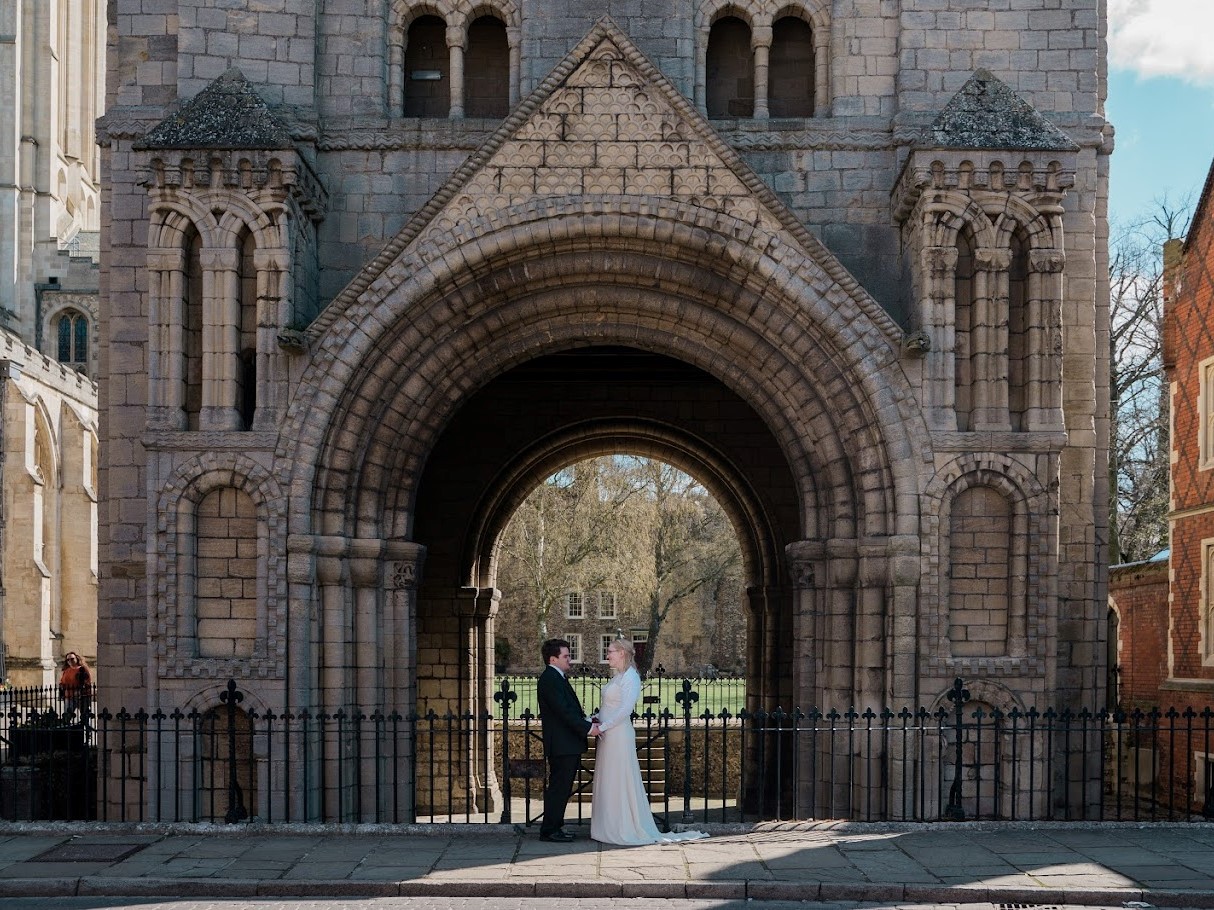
[{"xmin": 1109, "ymin": 154, "xmax": 1214, "ymax": 812}]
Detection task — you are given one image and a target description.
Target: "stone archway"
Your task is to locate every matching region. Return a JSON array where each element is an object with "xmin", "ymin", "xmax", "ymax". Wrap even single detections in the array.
[
  {"xmin": 271, "ymin": 20, "xmax": 932, "ymax": 820},
  {"xmin": 278, "ymin": 206, "xmax": 929, "ymax": 721}
]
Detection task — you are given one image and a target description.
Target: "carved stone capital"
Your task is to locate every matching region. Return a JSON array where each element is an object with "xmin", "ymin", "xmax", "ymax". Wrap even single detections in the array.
[
  {"xmin": 199, "ymin": 247, "xmax": 240, "ymax": 271},
  {"xmin": 975, "ymin": 247, "xmax": 1012, "ymax": 271},
  {"xmin": 1030, "ymin": 248, "xmax": 1066, "ymax": 273},
  {"xmin": 786, "ymin": 539, "xmax": 826, "ymax": 589},
  {"xmin": 147, "ymin": 249, "xmax": 186, "ymax": 273},
  {"xmin": 922, "ymin": 246, "xmax": 958, "ymax": 273}
]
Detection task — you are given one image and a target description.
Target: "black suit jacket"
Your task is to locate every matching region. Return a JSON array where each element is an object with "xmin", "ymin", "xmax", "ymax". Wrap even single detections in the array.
[{"xmin": 537, "ymin": 665, "xmax": 591, "ymax": 756}]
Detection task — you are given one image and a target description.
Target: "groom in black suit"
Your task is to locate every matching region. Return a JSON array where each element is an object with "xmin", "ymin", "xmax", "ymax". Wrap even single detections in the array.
[{"xmin": 537, "ymin": 638, "xmax": 599, "ymax": 841}]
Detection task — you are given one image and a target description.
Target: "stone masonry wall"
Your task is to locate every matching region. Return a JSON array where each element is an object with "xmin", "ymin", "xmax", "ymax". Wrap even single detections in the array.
[{"xmin": 98, "ymin": 0, "xmax": 1110, "ymax": 722}]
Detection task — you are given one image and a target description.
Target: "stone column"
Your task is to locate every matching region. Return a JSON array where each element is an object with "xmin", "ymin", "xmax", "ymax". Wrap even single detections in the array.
[
  {"xmin": 146, "ymin": 248, "xmax": 186, "ymax": 429},
  {"xmin": 694, "ymin": 25, "xmax": 709, "ymax": 114},
  {"xmin": 447, "ymin": 27, "xmax": 465, "ymax": 120},
  {"xmin": 311, "ymin": 536, "xmax": 351, "ymax": 820},
  {"xmin": 252, "ymin": 246, "xmax": 286, "ymax": 429},
  {"xmin": 313, "ymin": 537, "xmax": 353, "ymax": 710},
  {"xmin": 972, "ymin": 247, "xmax": 1012, "ymax": 432},
  {"xmin": 813, "ymin": 23, "xmax": 830, "ymax": 116},
  {"xmin": 786, "ymin": 539, "xmax": 826, "ymax": 707},
  {"xmin": 856, "ymin": 541, "xmax": 891, "ymax": 708},
  {"xmin": 822, "ymin": 538, "xmax": 858, "ymax": 707},
  {"xmin": 886, "ymin": 536, "xmax": 922, "ymax": 704},
  {"xmin": 199, "ymin": 247, "xmax": 242, "ymax": 430},
  {"xmin": 461, "ymin": 586, "xmax": 501, "ymax": 815},
  {"xmin": 886, "ymin": 534, "xmax": 923, "ymax": 818},
  {"xmin": 384, "ymin": 544, "xmax": 425, "ymax": 821},
  {"xmin": 752, "ymin": 26, "xmax": 772, "ymax": 119},
  {"xmin": 920, "ymin": 245, "xmax": 959, "ymax": 431},
  {"xmin": 1026, "ymin": 248, "xmax": 1066, "ymax": 431},
  {"xmin": 786, "ymin": 540, "xmax": 826, "ymax": 819},
  {"xmin": 507, "ymin": 27, "xmax": 521, "ymax": 107},
  {"xmin": 389, "ymin": 34, "xmax": 405, "ymax": 115}
]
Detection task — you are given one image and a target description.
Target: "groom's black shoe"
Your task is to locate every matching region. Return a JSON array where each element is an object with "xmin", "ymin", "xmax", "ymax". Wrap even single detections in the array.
[{"xmin": 540, "ymin": 830, "xmax": 576, "ymax": 842}]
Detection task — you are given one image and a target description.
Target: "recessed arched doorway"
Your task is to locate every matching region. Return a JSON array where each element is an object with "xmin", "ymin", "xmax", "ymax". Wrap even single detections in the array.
[
  {"xmin": 407, "ymin": 350, "xmax": 798, "ymax": 821},
  {"xmin": 415, "ymin": 345, "xmax": 799, "ymax": 708},
  {"xmin": 280, "ymin": 202, "xmax": 925, "ymax": 823}
]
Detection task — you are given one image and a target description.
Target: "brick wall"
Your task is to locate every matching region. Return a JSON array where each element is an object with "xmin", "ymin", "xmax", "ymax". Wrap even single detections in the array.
[
  {"xmin": 1109, "ymin": 559, "xmax": 1168, "ymax": 707},
  {"xmin": 1161, "ymin": 161, "xmax": 1214, "ymax": 684}
]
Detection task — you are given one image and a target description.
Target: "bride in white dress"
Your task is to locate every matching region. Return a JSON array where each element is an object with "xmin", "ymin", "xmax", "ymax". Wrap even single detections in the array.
[{"xmin": 590, "ymin": 638, "xmax": 708, "ymax": 845}]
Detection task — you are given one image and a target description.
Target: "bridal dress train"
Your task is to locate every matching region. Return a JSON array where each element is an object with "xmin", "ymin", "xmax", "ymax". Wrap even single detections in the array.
[{"xmin": 589, "ymin": 666, "xmax": 709, "ymax": 846}]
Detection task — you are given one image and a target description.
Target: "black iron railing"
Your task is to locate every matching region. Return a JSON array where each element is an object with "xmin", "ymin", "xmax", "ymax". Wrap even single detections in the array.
[{"xmin": 2, "ymin": 677, "xmax": 1214, "ymax": 825}]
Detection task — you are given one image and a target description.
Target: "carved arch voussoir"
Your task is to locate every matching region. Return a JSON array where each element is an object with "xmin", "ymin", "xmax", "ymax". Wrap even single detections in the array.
[{"xmin": 929, "ymin": 676, "xmax": 1027, "ymax": 715}]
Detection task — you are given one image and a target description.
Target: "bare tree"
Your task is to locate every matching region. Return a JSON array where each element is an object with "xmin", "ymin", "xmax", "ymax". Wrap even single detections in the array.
[
  {"xmin": 494, "ymin": 455, "xmax": 744, "ymax": 673},
  {"xmin": 496, "ymin": 458, "xmax": 643, "ymax": 653},
  {"xmin": 633, "ymin": 460, "xmax": 742, "ymax": 673},
  {"xmin": 1108, "ymin": 197, "xmax": 1193, "ymax": 565}
]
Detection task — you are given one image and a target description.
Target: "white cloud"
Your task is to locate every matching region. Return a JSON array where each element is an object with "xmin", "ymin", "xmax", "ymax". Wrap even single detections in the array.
[{"xmin": 1108, "ymin": 0, "xmax": 1214, "ymax": 84}]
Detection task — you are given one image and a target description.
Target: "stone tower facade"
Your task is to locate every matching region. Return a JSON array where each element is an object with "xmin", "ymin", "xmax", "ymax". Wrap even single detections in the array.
[
  {"xmin": 100, "ymin": 1, "xmax": 1112, "ymax": 818},
  {"xmin": 0, "ymin": 0, "xmax": 103, "ymax": 684}
]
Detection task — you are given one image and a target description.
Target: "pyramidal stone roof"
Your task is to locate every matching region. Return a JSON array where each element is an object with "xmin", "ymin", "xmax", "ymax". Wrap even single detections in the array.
[
  {"xmin": 140, "ymin": 68, "xmax": 292, "ymax": 150},
  {"xmin": 924, "ymin": 69, "xmax": 1079, "ymax": 151}
]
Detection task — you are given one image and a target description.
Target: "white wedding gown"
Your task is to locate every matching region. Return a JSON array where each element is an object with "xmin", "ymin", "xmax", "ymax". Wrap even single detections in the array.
[{"xmin": 590, "ymin": 666, "xmax": 708, "ymax": 845}]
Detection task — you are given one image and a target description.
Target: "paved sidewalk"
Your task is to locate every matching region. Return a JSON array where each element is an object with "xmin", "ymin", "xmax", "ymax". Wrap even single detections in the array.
[{"xmin": 2, "ymin": 821, "xmax": 1214, "ymax": 905}]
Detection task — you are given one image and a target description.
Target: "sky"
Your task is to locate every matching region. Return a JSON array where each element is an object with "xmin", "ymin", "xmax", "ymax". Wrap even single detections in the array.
[{"xmin": 1106, "ymin": 0, "xmax": 1214, "ymax": 228}]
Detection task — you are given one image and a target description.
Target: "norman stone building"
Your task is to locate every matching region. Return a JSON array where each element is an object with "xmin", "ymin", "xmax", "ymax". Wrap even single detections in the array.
[
  {"xmin": 0, "ymin": 0, "xmax": 103, "ymax": 684},
  {"xmin": 100, "ymin": 1, "xmax": 1112, "ymax": 817}
]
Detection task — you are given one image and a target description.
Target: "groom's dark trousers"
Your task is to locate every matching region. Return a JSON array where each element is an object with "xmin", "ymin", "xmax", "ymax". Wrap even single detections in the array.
[{"xmin": 537, "ymin": 665, "xmax": 591, "ymax": 836}]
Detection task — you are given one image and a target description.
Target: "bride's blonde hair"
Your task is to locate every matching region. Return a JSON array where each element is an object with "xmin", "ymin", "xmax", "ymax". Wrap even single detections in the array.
[{"xmin": 610, "ymin": 637, "xmax": 636, "ymax": 671}]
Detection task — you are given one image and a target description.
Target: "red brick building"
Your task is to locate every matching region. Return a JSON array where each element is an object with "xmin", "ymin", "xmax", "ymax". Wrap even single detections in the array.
[{"xmin": 1110, "ymin": 154, "xmax": 1214, "ymax": 814}]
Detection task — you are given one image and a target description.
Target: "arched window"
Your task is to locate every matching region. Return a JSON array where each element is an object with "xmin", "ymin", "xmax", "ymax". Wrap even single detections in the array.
[
  {"xmin": 954, "ymin": 230, "xmax": 976, "ymax": 431},
  {"xmin": 769, "ymin": 17, "xmax": 814, "ymax": 117},
  {"xmin": 403, "ymin": 16, "xmax": 450, "ymax": 117},
  {"xmin": 56, "ymin": 309, "xmax": 89, "ymax": 372},
  {"xmin": 184, "ymin": 227, "xmax": 203, "ymax": 430},
  {"xmin": 1007, "ymin": 230, "xmax": 1030, "ymax": 431},
  {"xmin": 465, "ymin": 15, "xmax": 509, "ymax": 118},
  {"xmin": 706, "ymin": 17, "xmax": 754, "ymax": 118},
  {"xmin": 237, "ymin": 228, "xmax": 257, "ymax": 430}
]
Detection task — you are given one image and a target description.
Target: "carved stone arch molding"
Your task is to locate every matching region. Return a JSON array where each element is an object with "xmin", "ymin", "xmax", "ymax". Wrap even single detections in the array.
[
  {"xmin": 279, "ymin": 203, "xmax": 929, "ymax": 552},
  {"xmin": 179, "ymin": 678, "xmax": 273, "ymax": 718},
  {"xmin": 463, "ymin": 417, "xmax": 786, "ymax": 591},
  {"xmin": 449, "ymin": 0, "xmax": 521, "ymax": 32},
  {"xmin": 154, "ymin": 452, "xmax": 288, "ymax": 679},
  {"xmin": 929, "ymin": 676, "xmax": 1027, "ymax": 716},
  {"xmin": 148, "ymin": 187, "xmax": 285, "ymax": 253},
  {"xmin": 921, "ymin": 453, "xmax": 1055, "ymax": 678},
  {"xmin": 918, "ymin": 189, "xmax": 999, "ymax": 250}
]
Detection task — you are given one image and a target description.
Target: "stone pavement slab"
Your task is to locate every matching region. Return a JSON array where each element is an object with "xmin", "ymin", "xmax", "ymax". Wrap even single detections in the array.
[{"xmin": 0, "ymin": 820, "xmax": 1210, "ymax": 904}]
